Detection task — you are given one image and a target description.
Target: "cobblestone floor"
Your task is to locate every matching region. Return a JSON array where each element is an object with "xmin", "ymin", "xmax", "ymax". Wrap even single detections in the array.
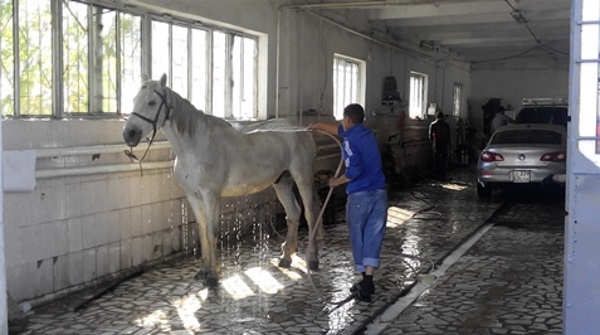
[
  {"xmin": 374, "ymin": 189, "xmax": 565, "ymax": 335},
  {"xmin": 12, "ymin": 168, "xmax": 511, "ymax": 335}
]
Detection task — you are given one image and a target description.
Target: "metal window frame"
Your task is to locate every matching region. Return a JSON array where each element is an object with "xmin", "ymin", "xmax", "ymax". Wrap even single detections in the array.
[
  {"xmin": 565, "ymin": 1, "xmax": 600, "ymax": 332},
  {"xmin": 333, "ymin": 54, "xmax": 364, "ymax": 120},
  {"xmin": 453, "ymin": 82, "xmax": 463, "ymax": 117},
  {"xmin": 12, "ymin": 0, "xmax": 20, "ymax": 117},
  {"xmin": 409, "ymin": 71, "xmax": 428, "ymax": 118},
  {"xmin": 5, "ymin": 0, "xmax": 261, "ymax": 119}
]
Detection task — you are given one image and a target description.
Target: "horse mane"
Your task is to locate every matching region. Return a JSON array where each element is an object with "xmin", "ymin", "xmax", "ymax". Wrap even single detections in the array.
[{"xmin": 165, "ymin": 87, "xmax": 232, "ymax": 137}]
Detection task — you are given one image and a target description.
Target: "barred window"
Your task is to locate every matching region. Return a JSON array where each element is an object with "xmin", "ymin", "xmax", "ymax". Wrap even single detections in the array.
[
  {"xmin": 18, "ymin": 0, "xmax": 53, "ymax": 116},
  {"xmin": 453, "ymin": 83, "xmax": 463, "ymax": 117},
  {"xmin": 409, "ymin": 72, "xmax": 428, "ymax": 119},
  {"xmin": 333, "ymin": 54, "xmax": 365, "ymax": 120},
  {"xmin": 0, "ymin": 0, "xmax": 259, "ymax": 119}
]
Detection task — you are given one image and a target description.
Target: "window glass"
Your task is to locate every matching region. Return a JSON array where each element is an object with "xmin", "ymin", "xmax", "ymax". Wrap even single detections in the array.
[
  {"xmin": 19, "ymin": 0, "xmax": 52, "ymax": 116},
  {"xmin": 120, "ymin": 12, "xmax": 141, "ymax": 115},
  {"xmin": 171, "ymin": 25, "xmax": 188, "ymax": 99},
  {"xmin": 96, "ymin": 7, "xmax": 117, "ymax": 113},
  {"xmin": 151, "ymin": 20, "xmax": 170, "ymax": 82},
  {"xmin": 2, "ymin": 1, "xmax": 259, "ymax": 120},
  {"xmin": 241, "ymin": 37, "xmax": 256, "ymax": 120},
  {"xmin": 0, "ymin": 0, "xmax": 15, "ymax": 116},
  {"xmin": 63, "ymin": 1, "xmax": 89, "ymax": 114},
  {"xmin": 333, "ymin": 55, "xmax": 362, "ymax": 120},
  {"xmin": 409, "ymin": 72, "xmax": 427, "ymax": 119},
  {"xmin": 491, "ymin": 130, "xmax": 562, "ymax": 145},
  {"xmin": 231, "ymin": 35, "xmax": 256, "ymax": 120},
  {"xmin": 212, "ymin": 31, "xmax": 226, "ymax": 118},
  {"xmin": 190, "ymin": 28, "xmax": 207, "ymax": 112},
  {"xmin": 453, "ymin": 83, "xmax": 462, "ymax": 117}
]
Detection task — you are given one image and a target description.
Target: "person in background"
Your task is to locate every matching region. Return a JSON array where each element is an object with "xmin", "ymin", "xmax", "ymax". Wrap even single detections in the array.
[
  {"xmin": 490, "ymin": 106, "xmax": 513, "ymax": 134},
  {"xmin": 308, "ymin": 103, "xmax": 388, "ymax": 302},
  {"xmin": 429, "ymin": 111, "xmax": 451, "ymax": 180}
]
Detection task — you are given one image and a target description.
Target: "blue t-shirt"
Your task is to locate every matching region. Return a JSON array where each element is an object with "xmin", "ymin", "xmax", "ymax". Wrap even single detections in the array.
[{"xmin": 338, "ymin": 124, "xmax": 386, "ymax": 194}]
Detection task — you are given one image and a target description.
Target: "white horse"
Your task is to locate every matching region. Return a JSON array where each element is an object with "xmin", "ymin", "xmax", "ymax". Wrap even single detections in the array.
[{"xmin": 122, "ymin": 74, "xmax": 321, "ymax": 286}]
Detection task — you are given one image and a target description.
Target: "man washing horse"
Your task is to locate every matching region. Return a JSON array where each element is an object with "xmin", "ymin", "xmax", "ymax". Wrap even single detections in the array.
[{"xmin": 309, "ymin": 104, "xmax": 388, "ymax": 302}]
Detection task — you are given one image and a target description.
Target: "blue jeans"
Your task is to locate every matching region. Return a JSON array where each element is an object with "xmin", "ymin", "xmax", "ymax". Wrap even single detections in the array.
[{"xmin": 346, "ymin": 189, "xmax": 388, "ymax": 273}]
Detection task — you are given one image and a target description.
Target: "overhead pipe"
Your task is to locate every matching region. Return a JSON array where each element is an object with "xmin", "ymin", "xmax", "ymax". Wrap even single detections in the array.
[
  {"xmin": 285, "ymin": 0, "xmax": 453, "ymax": 10},
  {"xmin": 275, "ymin": 3, "xmax": 439, "ymax": 119},
  {"xmin": 304, "ymin": 10, "xmax": 434, "ymax": 65}
]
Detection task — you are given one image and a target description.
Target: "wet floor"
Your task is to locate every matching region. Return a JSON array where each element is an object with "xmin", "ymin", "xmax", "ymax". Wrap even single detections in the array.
[
  {"xmin": 11, "ymin": 168, "xmax": 564, "ymax": 335},
  {"xmin": 371, "ymin": 196, "xmax": 565, "ymax": 335}
]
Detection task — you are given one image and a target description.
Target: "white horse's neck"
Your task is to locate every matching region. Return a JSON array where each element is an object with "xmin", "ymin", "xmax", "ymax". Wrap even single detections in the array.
[{"xmin": 160, "ymin": 88, "xmax": 235, "ymax": 159}]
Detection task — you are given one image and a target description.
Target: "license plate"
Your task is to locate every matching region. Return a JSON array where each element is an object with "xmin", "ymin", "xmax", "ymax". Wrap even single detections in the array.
[{"xmin": 513, "ymin": 170, "xmax": 531, "ymax": 183}]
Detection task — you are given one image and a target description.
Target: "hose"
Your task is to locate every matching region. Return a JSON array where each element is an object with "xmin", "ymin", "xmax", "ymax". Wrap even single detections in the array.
[{"xmin": 305, "ymin": 129, "xmax": 437, "ymax": 301}]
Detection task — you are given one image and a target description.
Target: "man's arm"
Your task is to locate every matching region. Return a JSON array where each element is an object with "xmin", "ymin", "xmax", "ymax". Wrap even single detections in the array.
[
  {"xmin": 329, "ymin": 174, "xmax": 351, "ymax": 188},
  {"xmin": 308, "ymin": 122, "xmax": 339, "ymax": 136},
  {"xmin": 429, "ymin": 122, "xmax": 434, "ymax": 141}
]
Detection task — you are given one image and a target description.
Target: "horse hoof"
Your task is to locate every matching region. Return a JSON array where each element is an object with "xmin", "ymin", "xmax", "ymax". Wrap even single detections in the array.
[
  {"xmin": 205, "ymin": 276, "xmax": 219, "ymax": 287},
  {"xmin": 308, "ymin": 260, "xmax": 319, "ymax": 271},
  {"xmin": 194, "ymin": 270, "xmax": 219, "ymax": 287},
  {"xmin": 194, "ymin": 270, "xmax": 206, "ymax": 281},
  {"xmin": 278, "ymin": 258, "xmax": 291, "ymax": 268}
]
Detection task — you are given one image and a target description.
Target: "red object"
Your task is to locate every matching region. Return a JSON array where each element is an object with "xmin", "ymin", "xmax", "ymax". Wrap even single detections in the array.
[
  {"xmin": 480, "ymin": 151, "xmax": 504, "ymax": 162},
  {"xmin": 540, "ymin": 151, "xmax": 566, "ymax": 162}
]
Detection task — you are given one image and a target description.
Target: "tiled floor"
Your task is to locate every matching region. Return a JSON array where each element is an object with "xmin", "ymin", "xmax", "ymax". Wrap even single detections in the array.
[
  {"xmin": 11, "ymin": 169, "xmax": 564, "ymax": 335},
  {"xmin": 371, "ymin": 199, "xmax": 564, "ymax": 335}
]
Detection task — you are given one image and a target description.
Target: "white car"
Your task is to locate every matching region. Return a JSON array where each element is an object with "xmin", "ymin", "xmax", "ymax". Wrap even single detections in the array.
[{"xmin": 476, "ymin": 124, "xmax": 567, "ymax": 198}]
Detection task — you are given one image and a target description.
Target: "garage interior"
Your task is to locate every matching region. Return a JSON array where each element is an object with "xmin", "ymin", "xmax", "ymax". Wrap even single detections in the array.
[{"xmin": 0, "ymin": 0, "xmax": 596, "ymax": 334}]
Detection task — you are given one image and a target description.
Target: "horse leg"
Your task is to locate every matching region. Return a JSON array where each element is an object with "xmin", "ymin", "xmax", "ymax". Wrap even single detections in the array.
[
  {"xmin": 272, "ymin": 174, "xmax": 302, "ymax": 268},
  {"xmin": 186, "ymin": 191, "xmax": 221, "ymax": 287},
  {"xmin": 294, "ymin": 179, "xmax": 321, "ymax": 271}
]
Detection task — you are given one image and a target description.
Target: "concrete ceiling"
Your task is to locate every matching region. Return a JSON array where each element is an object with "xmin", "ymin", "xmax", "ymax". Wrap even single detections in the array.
[{"xmin": 297, "ymin": 0, "xmax": 571, "ymax": 69}]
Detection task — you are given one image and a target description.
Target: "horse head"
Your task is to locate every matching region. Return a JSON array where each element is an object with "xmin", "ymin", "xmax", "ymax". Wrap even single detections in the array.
[{"xmin": 122, "ymin": 73, "xmax": 171, "ymax": 147}]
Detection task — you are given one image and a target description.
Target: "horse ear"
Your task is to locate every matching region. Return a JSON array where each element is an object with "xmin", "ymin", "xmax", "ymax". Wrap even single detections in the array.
[
  {"xmin": 141, "ymin": 73, "xmax": 149, "ymax": 82},
  {"xmin": 160, "ymin": 73, "xmax": 168, "ymax": 88}
]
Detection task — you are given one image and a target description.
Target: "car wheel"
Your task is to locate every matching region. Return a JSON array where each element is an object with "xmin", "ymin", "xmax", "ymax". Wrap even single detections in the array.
[{"xmin": 477, "ymin": 183, "xmax": 492, "ymax": 198}]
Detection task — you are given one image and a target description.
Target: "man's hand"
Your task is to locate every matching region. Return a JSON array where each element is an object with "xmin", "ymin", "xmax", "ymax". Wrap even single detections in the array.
[
  {"xmin": 307, "ymin": 122, "xmax": 339, "ymax": 136},
  {"xmin": 329, "ymin": 175, "xmax": 350, "ymax": 188}
]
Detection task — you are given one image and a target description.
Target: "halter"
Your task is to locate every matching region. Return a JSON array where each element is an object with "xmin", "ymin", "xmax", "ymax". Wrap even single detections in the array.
[{"xmin": 124, "ymin": 89, "xmax": 172, "ymax": 173}]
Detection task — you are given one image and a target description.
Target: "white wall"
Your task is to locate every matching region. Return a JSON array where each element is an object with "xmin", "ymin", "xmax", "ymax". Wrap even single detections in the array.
[{"xmin": 3, "ymin": 0, "xmax": 473, "ymax": 303}]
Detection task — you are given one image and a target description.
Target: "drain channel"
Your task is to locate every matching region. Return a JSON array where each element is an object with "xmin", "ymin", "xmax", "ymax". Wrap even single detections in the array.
[{"xmin": 360, "ymin": 201, "xmax": 511, "ymax": 335}]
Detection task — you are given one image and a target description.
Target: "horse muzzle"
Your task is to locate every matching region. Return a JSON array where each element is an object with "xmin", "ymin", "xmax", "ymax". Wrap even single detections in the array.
[{"xmin": 123, "ymin": 127, "xmax": 142, "ymax": 147}]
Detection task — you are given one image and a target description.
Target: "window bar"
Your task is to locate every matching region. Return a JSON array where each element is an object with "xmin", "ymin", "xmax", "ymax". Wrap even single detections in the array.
[
  {"xmin": 207, "ymin": 30, "xmax": 214, "ymax": 116},
  {"xmin": 92, "ymin": 5, "xmax": 106, "ymax": 113},
  {"xmin": 52, "ymin": 0, "xmax": 64, "ymax": 118},
  {"xmin": 252, "ymin": 38, "xmax": 258, "ymax": 119},
  {"xmin": 168, "ymin": 23, "xmax": 173, "ymax": 87},
  {"xmin": 141, "ymin": 14, "xmax": 152, "ymax": 78},
  {"xmin": 238, "ymin": 36, "xmax": 241, "ymax": 118},
  {"xmin": 87, "ymin": 4, "xmax": 94, "ymax": 113},
  {"xmin": 13, "ymin": 0, "xmax": 20, "ymax": 117},
  {"xmin": 225, "ymin": 33, "xmax": 232, "ymax": 118},
  {"xmin": 187, "ymin": 27, "xmax": 192, "ymax": 102},
  {"xmin": 115, "ymin": 11, "xmax": 122, "ymax": 115}
]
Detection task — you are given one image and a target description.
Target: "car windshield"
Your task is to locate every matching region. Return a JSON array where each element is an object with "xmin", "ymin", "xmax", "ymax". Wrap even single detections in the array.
[{"xmin": 491, "ymin": 129, "xmax": 562, "ymax": 145}]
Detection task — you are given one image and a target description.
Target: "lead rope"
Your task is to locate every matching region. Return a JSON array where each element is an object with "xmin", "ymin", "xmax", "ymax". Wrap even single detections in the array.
[
  {"xmin": 123, "ymin": 129, "xmax": 157, "ymax": 177},
  {"xmin": 123, "ymin": 89, "xmax": 170, "ymax": 176}
]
